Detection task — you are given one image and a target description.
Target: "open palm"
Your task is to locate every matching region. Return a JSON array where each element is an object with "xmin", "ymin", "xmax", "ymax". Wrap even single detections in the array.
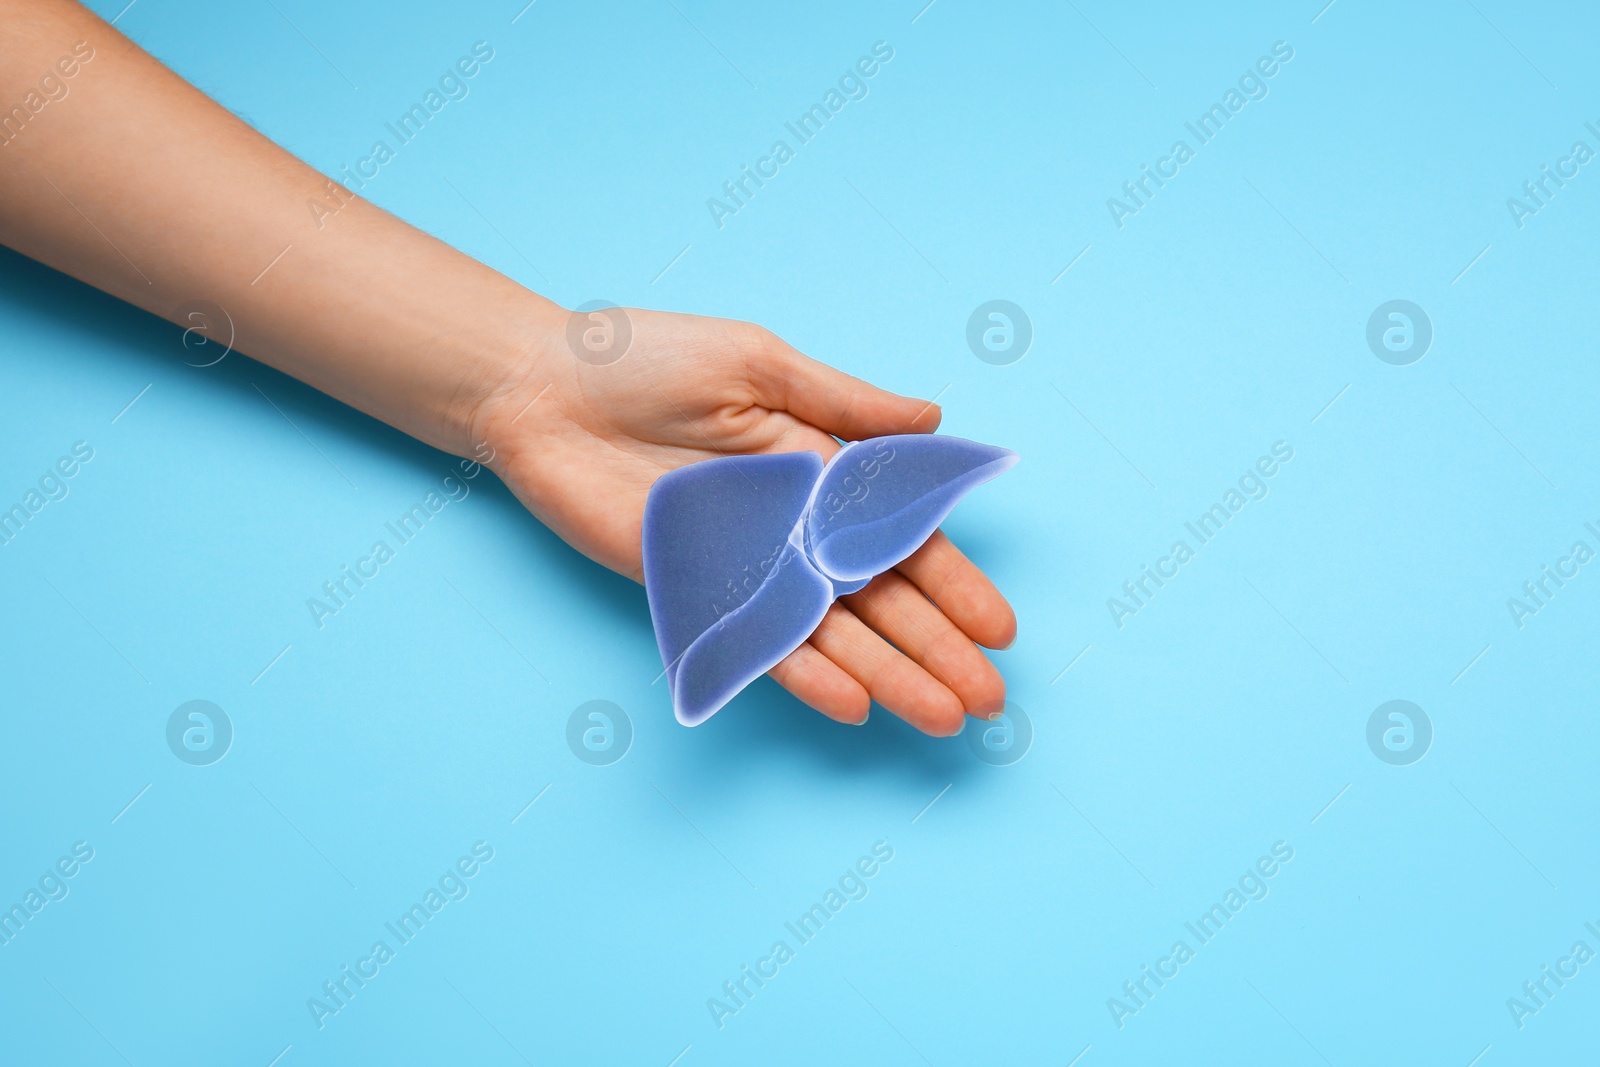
[{"xmin": 473, "ymin": 307, "xmax": 1014, "ymax": 734}]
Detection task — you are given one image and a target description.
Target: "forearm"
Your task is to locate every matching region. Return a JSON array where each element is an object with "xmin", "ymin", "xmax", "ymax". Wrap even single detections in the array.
[{"xmin": 0, "ymin": 0, "xmax": 555, "ymax": 457}]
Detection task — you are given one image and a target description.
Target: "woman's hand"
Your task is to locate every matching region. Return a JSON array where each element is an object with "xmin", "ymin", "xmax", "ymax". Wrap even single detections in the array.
[
  {"xmin": 472, "ymin": 306, "xmax": 1016, "ymax": 734},
  {"xmin": 0, "ymin": 2, "xmax": 1013, "ymax": 735}
]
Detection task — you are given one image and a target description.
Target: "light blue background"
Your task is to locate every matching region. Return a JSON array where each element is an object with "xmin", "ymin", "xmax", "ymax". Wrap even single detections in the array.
[{"xmin": 2, "ymin": 0, "xmax": 1597, "ymax": 1063}]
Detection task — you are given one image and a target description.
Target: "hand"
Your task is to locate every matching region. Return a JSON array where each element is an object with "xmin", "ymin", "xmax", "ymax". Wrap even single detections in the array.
[
  {"xmin": 471, "ymin": 306, "xmax": 1016, "ymax": 735},
  {"xmin": 0, "ymin": 3, "xmax": 1012, "ymax": 735}
]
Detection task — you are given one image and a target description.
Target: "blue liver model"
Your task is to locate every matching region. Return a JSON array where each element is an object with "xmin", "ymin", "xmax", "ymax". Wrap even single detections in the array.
[{"xmin": 642, "ymin": 434, "xmax": 1017, "ymax": 725}]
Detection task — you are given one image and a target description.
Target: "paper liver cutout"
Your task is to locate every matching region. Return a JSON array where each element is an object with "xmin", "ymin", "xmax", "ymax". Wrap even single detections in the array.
[{"xmin": 643, "ymin": 434, "xmax": 1017, "ymax": 726}]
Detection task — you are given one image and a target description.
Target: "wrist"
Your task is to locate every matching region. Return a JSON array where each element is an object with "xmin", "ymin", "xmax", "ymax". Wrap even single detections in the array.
[{"xmin": 447, "ymin": 287, "xmax": 568, "ymax": 462}]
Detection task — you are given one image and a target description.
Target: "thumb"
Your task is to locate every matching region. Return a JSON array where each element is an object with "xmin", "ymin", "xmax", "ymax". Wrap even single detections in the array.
[{"xmin": 755, "ymin": 334, "xmax": 941, "ymax": 441}]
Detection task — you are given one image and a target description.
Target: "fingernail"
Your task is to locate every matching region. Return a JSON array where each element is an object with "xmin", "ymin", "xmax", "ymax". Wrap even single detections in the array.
[
  {"xmin": 854, "ymin": 712, "xmax": 869, "ymax": 726},
  {"xmin": 974, "ymin": 699, "xmax": 1005, "ymax": 721},
  {"xmin": 1001, "ymin": 635, "xmax": 1017, "ymax": 651}
]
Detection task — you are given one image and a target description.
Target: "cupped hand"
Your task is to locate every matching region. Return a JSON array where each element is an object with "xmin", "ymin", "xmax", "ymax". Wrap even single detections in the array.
[{"xmin": 471, "ymin": 306, "xmax": 1016, "ymax": 735}]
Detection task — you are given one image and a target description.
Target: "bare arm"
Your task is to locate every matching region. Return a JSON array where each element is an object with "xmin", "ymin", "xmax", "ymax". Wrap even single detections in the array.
[
  {"xmin": 0, "ymin": 0, "xmax": 549, "ymax": 456},
  {"xmin": 0, "ymin": 0, "xmax": 1017, "ymax": 734}
]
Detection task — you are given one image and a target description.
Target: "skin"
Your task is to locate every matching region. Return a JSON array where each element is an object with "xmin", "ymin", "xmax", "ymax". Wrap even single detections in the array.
[{"xmin": 0, "ymin": 0, "xmax": 1015, "ymax": 734}]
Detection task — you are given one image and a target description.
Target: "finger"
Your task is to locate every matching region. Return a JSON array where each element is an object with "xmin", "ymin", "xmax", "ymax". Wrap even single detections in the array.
[
  {"xmin": 750, "ymin": 333, "xmax": 942, "ymax": 440},
  {"xmin": 806, "ymin": 602, "xmax": 966, "ymax": 736},
  {"xmin": 844, "ymin": 571, "xmax": 1006, "ymax": 719},
  {"xmin": 769, "ymin": 640, "xmax": 870, "ymax": 725},
  {"xmin": 895, "ymin": 530, "xmax": 1017, "ymax": 650}
]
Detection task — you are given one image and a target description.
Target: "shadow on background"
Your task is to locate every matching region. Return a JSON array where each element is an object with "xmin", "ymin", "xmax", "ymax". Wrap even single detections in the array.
[{"xmin": 0, "ymin": 244, "xmax": 1003, "ymax": 786}]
